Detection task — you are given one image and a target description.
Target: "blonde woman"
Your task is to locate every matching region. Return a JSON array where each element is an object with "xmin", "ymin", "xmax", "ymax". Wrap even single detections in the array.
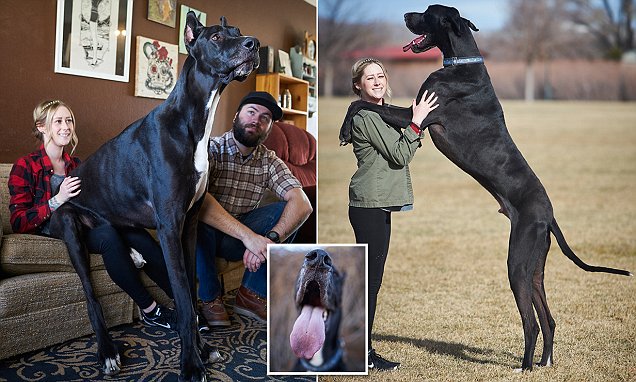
[
  {"xmin": 8, "ymin": 100, "xmax": 178, "ymax": 330},
  {"xmin": 346, "ymin": 58, "xmax": 438, "ymax": 370}
]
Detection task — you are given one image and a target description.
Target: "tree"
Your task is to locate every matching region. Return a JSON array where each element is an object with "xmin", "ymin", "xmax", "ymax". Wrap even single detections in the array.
[
  {"xmin": 318, "ymin": 0, "xmax": 383, "ymax": 96},
  {"xmin": 566, "ymin": 0, "xmax": 635, "ymax": 59}
]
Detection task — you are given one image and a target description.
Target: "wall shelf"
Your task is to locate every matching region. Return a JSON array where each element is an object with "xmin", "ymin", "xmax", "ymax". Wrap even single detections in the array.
[{"xmin": 256, "ymin": 73, "xmax": 309, "ymax": 129}]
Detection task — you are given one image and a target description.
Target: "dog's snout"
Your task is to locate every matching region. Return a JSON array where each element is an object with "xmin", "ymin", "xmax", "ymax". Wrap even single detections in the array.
[
  {"xmin": 243, "ymin": 37, "xmax": 259, "ymax": 51},
  {"xmin": 305, "ymin": 250, "xmax": 332, "ymax": 268}
]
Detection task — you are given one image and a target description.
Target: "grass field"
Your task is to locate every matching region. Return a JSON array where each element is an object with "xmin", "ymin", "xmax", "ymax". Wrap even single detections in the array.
[{"xmin": 316, "ymin": 98, "xmax": 636, "ymax": 382}]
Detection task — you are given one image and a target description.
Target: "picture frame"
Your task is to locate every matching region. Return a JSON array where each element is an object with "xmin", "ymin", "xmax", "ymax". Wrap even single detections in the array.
[
  {"xmin": 148, "ymin": 0, "xmax": 176, "ymax": 28},
  {"xmin": 303, "ymin": 31, "xmax": 316, "ymax": 61},
  {"xmin": 277, "ymin": 50, "xmax": 293, "ymax": 77},
  {"xmin": 178, "ymin": 5, "xmax": 206, "ymax": 54},
  {"xmin": 134, "ymin": 36, "xmax": 178, "ymax": 99},
  {"xmin": 54, "ymin": 0, "xmax": 133, "ymax": 82}
]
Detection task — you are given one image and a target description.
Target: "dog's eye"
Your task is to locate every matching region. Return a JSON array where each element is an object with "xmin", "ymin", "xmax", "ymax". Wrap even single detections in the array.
[{"xmin": 211, "ymin": 33, "xmax": 221, "ymax": 41}]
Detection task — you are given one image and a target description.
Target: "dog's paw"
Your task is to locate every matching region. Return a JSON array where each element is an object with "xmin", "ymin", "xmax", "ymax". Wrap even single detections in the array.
[
  {"xmin": 103, "ymin": 354, "xmax": 121, "ymax": 375},
  {"xmin": 208, "ymin": 349, "xmax": 222, "ymax": 363}
]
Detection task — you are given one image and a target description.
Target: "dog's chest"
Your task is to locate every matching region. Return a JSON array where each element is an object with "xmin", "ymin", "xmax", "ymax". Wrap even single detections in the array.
[{"xmin": 189, "ymin": 89, "xmax": 220, "ymax": 210}]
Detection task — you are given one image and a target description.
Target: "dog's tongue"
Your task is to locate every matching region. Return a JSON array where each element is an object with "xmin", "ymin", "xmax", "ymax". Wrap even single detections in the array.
[
  {"xmin": 403, "ymin": 34, "xmax": 426, "ymax": 52},
  {"xmin": 290, "ymin": 305, "xmax": 325, "ymax": 359}
]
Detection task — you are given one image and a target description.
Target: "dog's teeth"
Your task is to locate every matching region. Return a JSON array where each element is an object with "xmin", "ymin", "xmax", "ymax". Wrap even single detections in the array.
[{"xmin": 322, "ymin": 310, "xmax": 329, "ymax": 321}]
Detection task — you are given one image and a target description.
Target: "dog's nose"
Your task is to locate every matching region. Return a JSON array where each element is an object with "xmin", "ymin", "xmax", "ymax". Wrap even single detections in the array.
[
  {"xmin": 243, "ymin": 37, "xmax": 259, "ymax": 51},
  {"xmin": 305, "ymin": 250, "xmax": 333, "ymax": 268}
]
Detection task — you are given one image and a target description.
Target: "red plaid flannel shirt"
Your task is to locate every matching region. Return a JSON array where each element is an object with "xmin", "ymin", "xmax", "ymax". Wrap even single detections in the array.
[{"xmin": 8, "ymin": 145, "xmax": 81, "ymax": 233}]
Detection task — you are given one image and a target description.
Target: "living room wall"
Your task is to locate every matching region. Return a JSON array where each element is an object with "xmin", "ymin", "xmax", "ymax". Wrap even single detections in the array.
[{"xmin": 0, "ymin": 0, "xmax": 316, "ymax": 163}]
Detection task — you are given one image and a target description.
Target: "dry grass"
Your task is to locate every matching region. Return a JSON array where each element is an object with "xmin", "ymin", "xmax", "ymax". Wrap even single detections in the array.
[{"xmin": 316, "ymin": 98, "xmax": 636, "ymax": 381}]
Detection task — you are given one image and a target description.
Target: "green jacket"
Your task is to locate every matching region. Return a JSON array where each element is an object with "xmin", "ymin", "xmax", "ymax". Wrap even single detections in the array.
[{"xmin": 348, "ymin": 109, "xmax": 422, "ymax": 209}]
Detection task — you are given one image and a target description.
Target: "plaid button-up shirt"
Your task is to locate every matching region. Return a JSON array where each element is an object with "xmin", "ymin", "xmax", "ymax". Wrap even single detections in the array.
[
  {"xmin": 208, "ymin": 131, "xmax": 301, "ymax": 217},
  {"xmin": 8, "ymin": 145, "xmax": 81, "ymax": 234}
]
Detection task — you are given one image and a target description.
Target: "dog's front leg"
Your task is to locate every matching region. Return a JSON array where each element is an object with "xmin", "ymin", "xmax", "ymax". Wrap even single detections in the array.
[
  {"xmin": 340, "ymin": 101, "xmax": 414, "ymax": 143},
  {"xmin": 182, "ymin": 197, "xmax": 221, "ymax": 364},
  {"xmin": 51, "ymin": 208, "xmax": 121, "ymax": 375},
  {"xmin": 156, "ymin": 214, "xmax": 206, "ymax": 382}
]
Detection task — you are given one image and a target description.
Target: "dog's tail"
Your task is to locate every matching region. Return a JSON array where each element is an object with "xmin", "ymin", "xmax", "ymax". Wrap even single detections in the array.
[{"xmin": 550, "ymin": 218, "xmax": 632, "ymax": 276}]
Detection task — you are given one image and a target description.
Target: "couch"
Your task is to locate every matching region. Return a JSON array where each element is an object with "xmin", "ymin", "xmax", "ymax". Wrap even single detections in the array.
[
  {"xmin": 263, "ymin": 121, "xmax": 317, "ymax": 243},
  {"xmin": 0, "ymin": 121, "xmax": 316, "ymax": 360}
]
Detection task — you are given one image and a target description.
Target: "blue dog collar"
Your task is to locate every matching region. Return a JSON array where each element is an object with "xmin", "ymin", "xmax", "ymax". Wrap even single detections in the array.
[{"xmin": 443, "ymin": 56, "xmax": 484, "ymax": 67}]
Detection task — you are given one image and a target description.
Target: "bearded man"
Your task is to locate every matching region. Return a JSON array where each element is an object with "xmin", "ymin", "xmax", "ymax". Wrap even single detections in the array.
[{"xmin": 195, "ymin": 91, "xmax": 313, "ymax": 328}]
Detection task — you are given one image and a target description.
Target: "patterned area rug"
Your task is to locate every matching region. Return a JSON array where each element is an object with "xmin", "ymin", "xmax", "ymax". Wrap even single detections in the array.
[{"xmin": 0, "ymin": 294, "xmax": 314, "ymax": 382}]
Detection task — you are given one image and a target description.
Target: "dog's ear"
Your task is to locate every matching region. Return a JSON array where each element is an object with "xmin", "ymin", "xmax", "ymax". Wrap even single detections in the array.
[
  {"xmin": 443, "ymin": 16, "xmax": 464, "ymax": 37},
  {"xmin": 220, "ymin": 16, "xmax": 228, "ymax": 28},
  {"xmin": 462, "ymin": 17, "xmax": 479, "ymax": 32},
  {"xmin": 184, "ymin": 11, "xmax": 204, "ymax": 52}
]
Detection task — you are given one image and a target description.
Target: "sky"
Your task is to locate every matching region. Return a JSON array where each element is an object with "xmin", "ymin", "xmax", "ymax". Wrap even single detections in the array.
[{"xmin": 318, "ymin": 0, "xmax": 624, "ymax": 33}]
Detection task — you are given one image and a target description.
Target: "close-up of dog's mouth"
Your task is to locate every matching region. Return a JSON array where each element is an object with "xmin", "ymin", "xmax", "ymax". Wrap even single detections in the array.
[
  {"xmin": 403, "ymin": 34, "xmax": 433, "ymax": 53},
  {"xmin": 290, "ymin": 278, "xmax": 332, "ymax": 360}
]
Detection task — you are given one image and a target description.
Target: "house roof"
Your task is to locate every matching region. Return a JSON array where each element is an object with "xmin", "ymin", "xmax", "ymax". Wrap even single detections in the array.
[{"xmin": 344, "ymin": 46, "xmax": 442, "ymax": 61}]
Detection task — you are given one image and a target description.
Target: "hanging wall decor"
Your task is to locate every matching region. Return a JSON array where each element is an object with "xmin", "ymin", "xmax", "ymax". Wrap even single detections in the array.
[
  {"xmin": 54, "ymin": 0, "xmax": 133, "ymax": 82},
  {"xmin": 134, "ymin": 36, "xmax": 178, "ymax": 99}
]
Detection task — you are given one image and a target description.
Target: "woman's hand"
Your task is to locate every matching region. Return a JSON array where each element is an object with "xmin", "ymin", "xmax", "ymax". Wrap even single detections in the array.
[
  {"xmin": 55, "ymin": 176, "xmax": 81, "ymax": 204},
  {"xmin": 411, "ymin": 90, "xmax": 439, "ymax": 127}
]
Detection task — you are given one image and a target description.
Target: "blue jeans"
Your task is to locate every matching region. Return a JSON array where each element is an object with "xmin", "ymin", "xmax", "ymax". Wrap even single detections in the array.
[{"xmin": 196, "ymin": 201, "xmax": 295, "ymax": 301}]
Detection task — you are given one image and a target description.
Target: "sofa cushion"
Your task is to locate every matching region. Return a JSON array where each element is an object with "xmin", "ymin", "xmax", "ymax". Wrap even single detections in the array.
[
  {"xmin": 0, "ymin": 233, "xmax": 105, "ymax": 275},
  {"xmin": 0, "ymin": 270, "xmax": 122, "ymax": 319},
  {"xmin": 264, "ymin": 122, "xmax": 316, "ymax": 187},
  {"xmin": 0, "ymin": 163, "xmax": 14, "ymax": 234}
]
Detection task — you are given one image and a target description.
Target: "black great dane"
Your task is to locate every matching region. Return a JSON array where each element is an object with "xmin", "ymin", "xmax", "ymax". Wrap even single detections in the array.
[
  {"xmin": 49, "ymin": 12, "xmax": 259, "ymax": 382},
  {"xmin": 290, "ymin": 249, "xmax": 347, "ymax": 372},
  {"xmin": 339, "ymin": 4, "xmax": 631, "ymax": 372}
]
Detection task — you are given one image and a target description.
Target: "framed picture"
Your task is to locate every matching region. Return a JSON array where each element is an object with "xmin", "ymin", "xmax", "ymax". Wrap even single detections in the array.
[
  {"xmin": 178, "ymin": 5, "xmax": 206, "ymax": 54},
  {"xmin": 148, "ymin": 0, "xmax": 176, "ymax": 28},
  {"xmin": 303, "ymin": 31, "xmax": 316, "ymax": 61},
  {"xmin": 277, "ymin": 50, "xmax": 292, "ymax": 77},
  {"xmin": 134, "ymin": 36, "xmax": 178, "ymax": 99},
  {"xmin": 54, "ymin": 0, "xmax": 133, "ymax": 82}
]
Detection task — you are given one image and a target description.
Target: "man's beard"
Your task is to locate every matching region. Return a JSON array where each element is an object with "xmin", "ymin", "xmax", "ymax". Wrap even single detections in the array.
[{"xmin": 233, "ymin": 118, "xmax": 268, "ymax": 148}]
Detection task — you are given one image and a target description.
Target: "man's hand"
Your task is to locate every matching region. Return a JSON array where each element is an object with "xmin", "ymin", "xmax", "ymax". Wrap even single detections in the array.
[{"xmin": 243, "ymin": 248, "xmax": 267, "ymax": 272}]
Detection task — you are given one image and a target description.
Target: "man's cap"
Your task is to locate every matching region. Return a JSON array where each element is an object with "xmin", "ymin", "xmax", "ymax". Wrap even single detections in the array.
[{"xmin": 238, "ymin": 91, "xmax": 283, "ymax": 121}]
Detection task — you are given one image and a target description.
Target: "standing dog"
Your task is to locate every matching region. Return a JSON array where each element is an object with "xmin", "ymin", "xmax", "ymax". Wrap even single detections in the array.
[
  {"xmin": 290, "ymin": 249, "xmax": 347, "ymax": 372},
  {"xmin": 339, "ymin": 4, "xmax": 631, "ymax": 372},
  {"xmin": 49, "ymin": 12, "xmax": 259, "ymax": 381}
]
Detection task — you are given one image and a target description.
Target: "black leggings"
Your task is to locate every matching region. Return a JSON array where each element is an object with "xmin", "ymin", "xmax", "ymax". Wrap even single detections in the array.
[
  {"xmin": 349, "ymin": 206, "xmax": 391, "ymax": 349},
  {"xmin": 85, "ymin": 226, "xmax": 173, "ymax": 310}
]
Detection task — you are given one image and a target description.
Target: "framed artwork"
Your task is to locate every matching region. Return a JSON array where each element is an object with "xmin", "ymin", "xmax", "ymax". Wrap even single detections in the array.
[
  {"xmin": 134, "ymin": 36, "xmax": 178, "ymax": 99},
  {"xmin": 303, "ymin": 31, "xmax": 316, "ymax": 61},
  {"xmin": 54, "ymin": 0, "xmax": 133, "ymax": 82},
  {"xmin": 178, "ymin": 5, "xmax": 206, "ymax": 54},
  {"xmin": 148, "ymin": 0, "xmax": 176, "ymax": 27},
  {"xmin": 277, "ymin": 50, "xmax": 292, "ymax": 77}
]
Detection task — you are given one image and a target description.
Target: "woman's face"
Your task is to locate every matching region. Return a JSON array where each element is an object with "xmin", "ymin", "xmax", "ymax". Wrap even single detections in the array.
[
  {"xmin": 40, "ymin": 106, "xmax": 74, "ymax": 149},
  {"xmin": 357, "ymin": 63, "xmax": 387, "ymax": 104}
]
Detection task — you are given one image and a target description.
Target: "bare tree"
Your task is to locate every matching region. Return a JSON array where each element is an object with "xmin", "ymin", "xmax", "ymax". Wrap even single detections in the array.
[
  {"xmin": 499, "ymin": 0, "xmax": 572, "ymax": 101},
  {"xmin": 318, "ymin": 0, "xmax": 384, "ymax": 96},
  {"xmin": 566, "ymin": 0, "xmax": 635, "ymax": 59}
]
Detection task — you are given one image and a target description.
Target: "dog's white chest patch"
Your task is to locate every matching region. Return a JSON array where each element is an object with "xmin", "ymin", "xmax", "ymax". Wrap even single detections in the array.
[{"xmin": 189, "ymin": 89, "xmax": 220, "ymax": 210}]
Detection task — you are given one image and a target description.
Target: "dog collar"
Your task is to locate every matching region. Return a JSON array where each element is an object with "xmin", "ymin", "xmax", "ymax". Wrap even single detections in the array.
[
  {"xmin": 299, "ymin": 341, "xmax": 345, "ymax": 372},
  {"xmin": 443, "ymin": 56, "xmax": 484, "ymax": 67}
]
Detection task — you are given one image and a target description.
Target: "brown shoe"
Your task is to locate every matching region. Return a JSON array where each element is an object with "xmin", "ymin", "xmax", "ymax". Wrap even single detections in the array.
[
  {"xmin": 234, "ymin": 286, "xmax": 266, "ymax": 323},
  {"xmin": 199, "ymin": 297, "xmax": 230, "ymax": 327}
]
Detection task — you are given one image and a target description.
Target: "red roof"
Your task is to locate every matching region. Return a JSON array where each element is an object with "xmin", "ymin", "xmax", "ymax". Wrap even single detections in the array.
[{"xmin": 344, "ymin": 46, "xmax": 441, "ymax": 61}]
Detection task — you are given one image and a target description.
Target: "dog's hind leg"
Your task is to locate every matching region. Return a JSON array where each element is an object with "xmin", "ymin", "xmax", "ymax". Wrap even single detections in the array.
[
  {"xmin": 507, "ymin": 211, "xmax": 547, "ymax": 371},
  {"xmin": 531, "ymin": 235, "xmax": 556, "ymax": 367},
  {"xmin": 50, "ymin": 208, "xmax": 120, "ymax": 375}
]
